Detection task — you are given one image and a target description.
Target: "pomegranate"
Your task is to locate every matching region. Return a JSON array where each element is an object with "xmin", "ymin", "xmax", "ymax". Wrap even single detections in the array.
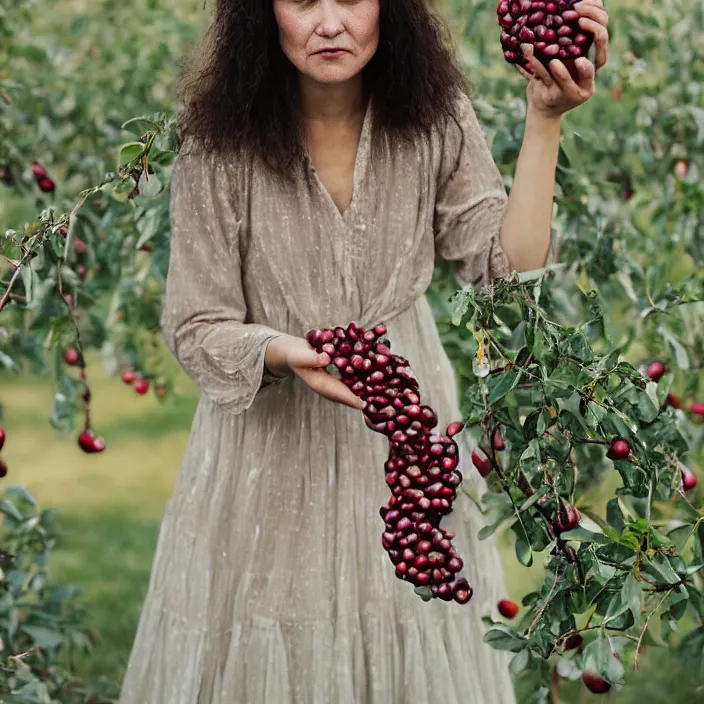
[
  {"xmin": 498, "ymin": 599, "xmax": 519, "ymax": 619},
  {"xmin": 134, "ymin": 379, "xmax": 150, "ymax": 395},
  {"xmin": 681, "ymin": 464, "xmax": 697, "ymax": 493},
  {"xmin": 121, "ymin": 369, "xmax": 138, "ymax": 385},
  {"xmin": 691, "ymin": 402, "xmax": 704, "ymax": 416},
  {"xmin": 307, "ymin": 321, "xmax": 472, "ymax": 604},
  {"xmin": 555, "ymin": 503, "xmax": 580, "ymax": 532},
  {"xmin": 0, "ymin": 458, "xmax": 7, "ymax": 479},
  {"xmin": 64, "ymin": 347, "xmax": 80, "ymax": 366},
  {"xmin": 647, "ymin": 360, "xmax": 665, "ymax": 381},
  {"xmin": 497, "ymin": 1, "xmax": 594, "ymax": 72},
  {"xmin": 581, "ymin": 670, "xmax": 611, "ymax": 694},
  {"xmin": 77, "ymin": 428, "xmax": 106, "ymax": 454},
  {"xmin": 0, "ymin": 426, "xmax": 5, "ymax": 451},
  {"xmin": 606, "ymin": 438, "xmax": 630, "ymax": 461}
]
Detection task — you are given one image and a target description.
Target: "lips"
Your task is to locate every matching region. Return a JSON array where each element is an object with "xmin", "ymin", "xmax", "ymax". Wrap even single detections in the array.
[{"xmin": 315, "ymin": 48, "xmax": 349, "ymax": 54}]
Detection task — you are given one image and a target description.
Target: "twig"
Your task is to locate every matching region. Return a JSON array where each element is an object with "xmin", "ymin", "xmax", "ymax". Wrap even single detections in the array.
[
  {"xmin": 527, "ymin": 567, "xmax": 561, "ymax": 637},
  {"xmin": 634, "ymin": 589, "xmax": 673, "ymax": 670}
]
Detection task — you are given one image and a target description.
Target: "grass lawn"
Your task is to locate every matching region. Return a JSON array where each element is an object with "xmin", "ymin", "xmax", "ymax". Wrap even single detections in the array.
[{"xmin": 1, "ymin": 355, "xmax": 701, "ymax": 702}]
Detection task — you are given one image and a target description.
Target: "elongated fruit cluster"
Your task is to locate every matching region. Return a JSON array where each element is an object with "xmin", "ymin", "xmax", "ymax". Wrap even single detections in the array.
[
  {"xmin": 306, "ymin": 322, "xmax": 472, "ymax": 604},
  {"xmin": 497, "ymin": 0, "xmax": 593, "ymax": 69}
]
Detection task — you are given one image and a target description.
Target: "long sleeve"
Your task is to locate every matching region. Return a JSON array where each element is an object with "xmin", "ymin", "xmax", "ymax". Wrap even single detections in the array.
[
  {"xmin": 161, "ymin": 144, "xmax": 284, "ymax": 416},
  {"xmin": 434, "ymin": 93, "xmax": 513, "ymax": 288}
]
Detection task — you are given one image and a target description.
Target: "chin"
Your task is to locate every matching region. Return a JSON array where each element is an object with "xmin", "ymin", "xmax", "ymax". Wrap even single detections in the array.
[{"xmin": 310, "ymin": 69, "xmax": 360, "ymax": 84}]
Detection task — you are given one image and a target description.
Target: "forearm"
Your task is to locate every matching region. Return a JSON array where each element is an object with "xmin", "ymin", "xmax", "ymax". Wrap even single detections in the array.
[{"xmin": 499, "ymin": 108, "xmax": 561, "ymax": 272}]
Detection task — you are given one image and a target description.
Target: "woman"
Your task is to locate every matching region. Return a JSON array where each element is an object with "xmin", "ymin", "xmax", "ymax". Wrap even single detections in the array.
[{"xmin": 118, "ymin": 1, "xmax": 609, "ymax": 702}]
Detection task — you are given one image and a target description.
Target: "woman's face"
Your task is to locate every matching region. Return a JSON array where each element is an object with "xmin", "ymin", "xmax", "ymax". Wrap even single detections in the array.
[{"xmin": 273, "ymin": 0, "xmax": 380, "ymax": 85}]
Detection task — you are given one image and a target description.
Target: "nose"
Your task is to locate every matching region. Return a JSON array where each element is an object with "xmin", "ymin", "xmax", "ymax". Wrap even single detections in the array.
[{"xmin": 315, "ymin": 0, "xmax": 345, "ymax": 39}]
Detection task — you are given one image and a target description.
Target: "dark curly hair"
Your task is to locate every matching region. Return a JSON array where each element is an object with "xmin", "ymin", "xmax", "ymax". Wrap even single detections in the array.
[{"xmin": 177, "ymin": 0, "xmax": 469, "ymax": 182}]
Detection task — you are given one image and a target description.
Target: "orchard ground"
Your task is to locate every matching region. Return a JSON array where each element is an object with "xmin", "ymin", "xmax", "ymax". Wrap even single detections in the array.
[{"xmin": 1, "ymin": 352, "xmax": 700, "ymax": 703}]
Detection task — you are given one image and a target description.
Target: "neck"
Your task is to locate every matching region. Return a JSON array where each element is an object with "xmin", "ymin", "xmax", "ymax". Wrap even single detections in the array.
[{"xmin": 298, "ymin": 73, "xmax": 367, "ymax": 124}]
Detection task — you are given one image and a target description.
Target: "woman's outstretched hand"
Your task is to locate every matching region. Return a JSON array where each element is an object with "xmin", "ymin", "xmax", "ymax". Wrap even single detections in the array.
[
  {"xmin": 265, "ymin": 335, "xmax": 366, "ymax": 411},
  {"xmin": 516, "ymin": 0, "xmax": 609, "ymax": 120}
]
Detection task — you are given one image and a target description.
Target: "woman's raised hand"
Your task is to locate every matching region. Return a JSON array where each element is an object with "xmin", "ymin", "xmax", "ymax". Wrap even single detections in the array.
[{"xmin": 265, "ymin": 335, "xmax": 366, "ymax": 411}]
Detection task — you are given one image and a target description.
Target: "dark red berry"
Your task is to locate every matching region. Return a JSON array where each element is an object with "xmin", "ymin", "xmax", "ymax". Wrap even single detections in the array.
[
  {"xmin": 31, "ymin": 161, "xmax": 47, "ymax": 179},
  {"xmin": 121, "ymin": 369, "xmax": 137, "ymax": 384},
  {"xmin": 77, "ymin": 429, "xmax": 106, "ymax": 454},
  {"xmin": 606, "ymin": 438, "xmax": 630, "ymax": 461},
  {"xmin": 647, "ymin": 360, "xmax": 666, "ymax": 381},
  {"xmin": 0, "ymin": 458, "xmax": 7, "ymax": 478},
  {"xmin": 471, "ymin": 449, "xmax": 493, "ymax": 477},
  {"xmin": 493, "ymin": 428, "xmax": 504, "ymax": 450},
  {"xmin": 691, "ymin": 402, "xmax": 704, "ymax": 416},
  {"xmin": 555, "ymin": 504, "xmax": 581, "ymax": 533},
  {"xmin": 134, "ymin": 379, "xmax": 150, "ymax": 395},
  {"xmin": 64, "ymin": 347, "xmax": 80, "ymax": 366},
  {"xmin": 581, "ymin": 671, "xmax": 611, "ymax": 694},
  {"xmin": 0, "ymin": 426, "xmax": 5, "ymax": 452},
  {"xmin": 681, "ymin": 465, "xmax": 697, "ymax": 493},
  {"xmin": 37, "ymin": 177, "xmax": 55, "ymax": 192},
  {"xmin": 498, "ymin": 599, "xmax": 519, "ymax": 619},
  {"xmin": 563, "ymin": 633, "xmax": 583, "ymax": 651}
]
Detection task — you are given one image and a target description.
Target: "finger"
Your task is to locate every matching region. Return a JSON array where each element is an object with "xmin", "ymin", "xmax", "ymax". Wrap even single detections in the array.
[
  {"xmin": 301, "ymin": 368, "xmax": 366, "ymax": 410},
  {"xmin": 547, "ymin": 58, "xmax": 581, "ymax": 96},
  {"xmin": 574, "ymin": 1, "xmax": 609, "ymax": 29},
  {"xmin": 520, "ymin": 44, "xmax": 554, "ymax": 86},
  {"xmin": 578, "ymin": 17, "xmax": 609, "ymax": 70},
  {"xmin": 514, "ymin": 63, "xmax": 534, "ymax": 81},
  {"xmin": 574, "ymin": 57, "xmax": 596, "ymax": 87},
  {"xmin": 287, "ymin": 346, "xmax": 330, "ymax": 370}
]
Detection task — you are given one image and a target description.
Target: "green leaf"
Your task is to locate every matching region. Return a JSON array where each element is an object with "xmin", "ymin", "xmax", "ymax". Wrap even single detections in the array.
[
  {"xmin": 584, "ymin": 635, "xmax": 625, "ymax": 685},
  {"xmin": 559, "ymin": 527, "xmax": 608, "ymax": 544},
  {"xmin": 22, "ymin": 624, "xmax": 64, "ymax": 648},
  {"xmin": 488, "ymin": 367, "xmax": 522, "ymax": 405},
  {"xmin": 511, "ymin": 520, "xmax": 533, "ymax": 567},
  {"xmin": 620, "ymin": 571, "xmax": 642, "ymax": 620},
  {"xmin": 484, "ymin": 626, "xmax": 528, "ymax": 652},
  {"xmin": 119, "ymin": 141, "xmax": 145, "ymax": 167}
]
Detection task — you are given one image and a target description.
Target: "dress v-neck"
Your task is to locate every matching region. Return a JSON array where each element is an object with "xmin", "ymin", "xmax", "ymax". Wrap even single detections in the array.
[{"xmin": 305, "ymin": 96, "xmax": 373, "ymax": 225}]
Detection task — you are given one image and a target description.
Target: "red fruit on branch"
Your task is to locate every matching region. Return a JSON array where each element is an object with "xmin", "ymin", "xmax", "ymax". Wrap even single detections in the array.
[
  {"xmin": 496, "ymin": 0, "xmax": 594, "ymax": 72},
  {"xmin": 563, "ymin": 633, "xmax": 583, "ymax": 651},
  {"xmin": 646, "ymin": 360, "xmax": 666, "ymax": 381},
  {"xmin": 446, "ymin": 421, "xmax": 464, "ymax": 437},
  {"xmin": 0, "ymin": 458, "xmax": 7, "ymax": 479},
  {"xmin": 121, "ymin": 369, "xmax": 138, "ymax": 384},
  {"xmin": 155, "ymin": 387, "xmax": 167, "ymax": 398},
  {"xmin": 134, "ymin": 379, "xmax": 150, "ymax": 395},
  {"xmin": 64, "ymin": 347, "xmax": 80, "ymax": 366},
  {"xmin": 37, "ymin": 177, "xmax": 55, "ymax": 192},
  {"xmin": 471, "ymin": 448, "xmax": 493, "ymax": 477},
  {"xmin": 606, "ymin": 438, "xmax": 630, "ymax": 461},
  {"xmin": 555, "ymin": 504, "xmax": 581, "ymax": 532},
  {"xmin": 493, "ymin": 427, "xmax": 504, "ymax": 450},
  {"xmin": 31, "ymin": 161, "xmax": 47, "ymax": 179},
  {"xmin": 665, "ymin": 393, "xmax": 681, "ymax": 409},
  {"xmin": 674, "ymin": 160, "xmax": 688, "ymax": 179},
  {"xmin": 498, "ymin": 599, "xmax": 519, "ymax": 619},
  {"xmin": 0, "ymin": 426, "xmax": 5, "ymax": 451},
  {"xmin": 77, "ymin": 428, "xmax": 106, "ymax": 454},
  {"xmin": 681, "ymin": 464, "xmax": 697, "ymax": 493},
  {"xmin": 74, "ymin": 238, "xmax": 88, "ymax": 255},
  {"xmin": 691, "ymin": 402, "xmax": 704, "ymax": 416},
  {"xmin": 581, "ymin": 671, "xmax": 611, "ymax": 694}
]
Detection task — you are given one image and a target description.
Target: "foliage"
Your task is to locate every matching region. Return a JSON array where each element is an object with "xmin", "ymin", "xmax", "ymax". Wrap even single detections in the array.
[
  {"xmin": 0, "ymin": 485, "xmax": 119, "ymax": 702},
  {"xmin": 0, "ymin": 0, "xmax": 703, "ymax": 699}
]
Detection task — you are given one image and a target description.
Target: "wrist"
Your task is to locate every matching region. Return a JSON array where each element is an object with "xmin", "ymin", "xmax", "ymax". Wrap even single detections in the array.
[
  {"xmin": 264, "ymin": 336, "xmax": 290, "ymax": 378},
  {"xmin": 526, "ymin": 106, "xmax": 563, "ymax": 132}
]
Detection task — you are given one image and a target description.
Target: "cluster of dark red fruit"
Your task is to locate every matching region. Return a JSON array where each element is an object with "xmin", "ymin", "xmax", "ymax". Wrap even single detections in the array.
[
  {"xmin": 31, "ymin": 161, "xmax": 55, "ymax": 193},
  {"xmin": 306, "ymin": 322, "xmax": 472, "ymax": 604},
  {"xmin": 497, "ymin": 0, "xmax": 594, "ymax": 69}
]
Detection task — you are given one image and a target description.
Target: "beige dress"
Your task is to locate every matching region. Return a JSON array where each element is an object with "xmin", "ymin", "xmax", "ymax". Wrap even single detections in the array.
[{"xmin": 118, "ymin": 92, "xmax": 517, "ymax": 704}]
